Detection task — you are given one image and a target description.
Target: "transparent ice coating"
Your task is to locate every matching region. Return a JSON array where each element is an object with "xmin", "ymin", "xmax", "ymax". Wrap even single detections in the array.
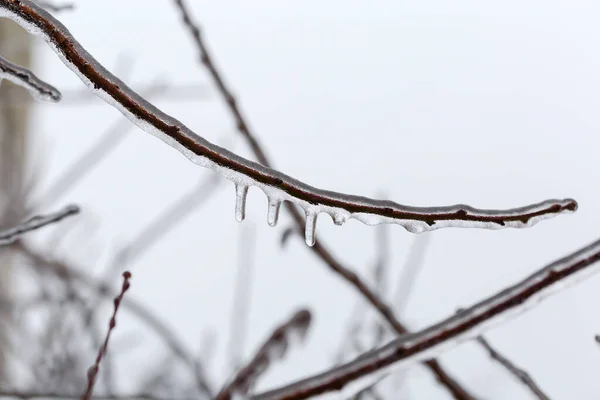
[
  {"xmin": 0, "ymin": 204, "xmax": 79, "ymax": 245},
  {"xmin": 252, "ymin": 237, "xmax": 600, "ymax": 399},
  {"xmin": 0, "ymin": 54, "xmax": 60, "ymax": 101},
  {"xmin": 0, "ymin": 1, "xmax": 577, "ymax": 246}
]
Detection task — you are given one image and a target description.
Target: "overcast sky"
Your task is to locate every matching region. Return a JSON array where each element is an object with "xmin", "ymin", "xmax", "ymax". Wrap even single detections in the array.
[{"xmin": 19, "ymin": 0, "xmax": 600, "ymax": 398}]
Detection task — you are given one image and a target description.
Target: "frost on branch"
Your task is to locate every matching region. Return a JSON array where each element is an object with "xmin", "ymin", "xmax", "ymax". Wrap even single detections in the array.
[
  {"xmin": 252, "ymin": 237, "xmax": 600, "ymax": 400},
  {"xmin": 0, "ymin": 53, "xmax": 60, "ymax": 101},
  {"xmin": 0, "ymin": 0, "xmax": 578, "ymax": 246}
]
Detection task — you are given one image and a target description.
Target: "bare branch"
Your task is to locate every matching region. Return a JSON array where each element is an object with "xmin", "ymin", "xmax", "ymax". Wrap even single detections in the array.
[
  {"xmin": 216, "ymin": 309, "xmax": 312, "ymax": 400},
  {"xmin": 0, "ymin": 204, "xmax": 78, "ymax": 245},
  {"xmin": 0, "ymin": 52, "xmax": 60, "ymax": 101},
  {"xmin": 16, "ymin": 242, "xmax": 214, "ymax": 398},
  {"xmin": 477, "ymin": 336, "xmax": 550, "ymax": 400},
  {"xmin": 82, "ymin": 271, "xmax": 132, "ymax": 400},
  {"xmin": 0, "ymin": 1, "xmax": 577, "ymax": 247},
  {"xmin": 252, "ymin": 237, "xmax": 600, "ymax": 400}
]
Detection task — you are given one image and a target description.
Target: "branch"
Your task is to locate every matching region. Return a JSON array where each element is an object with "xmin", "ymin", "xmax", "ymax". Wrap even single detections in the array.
[
  {"xmin": 0, "ymin": 204, "xmax": 78, "ymax": 245},
  {"xmin": 0, "ymin": 52, "xmax": 60, "ymax": 101},
  {"xmin": 0, "ymin": 390, "xmax": 189, "ymax": 399},
  {"xmin": 35, "ymin": 1, "xmax": 73, "ymax": 13},
  {"xmin": 16, "ymin": 242, "xmax": 214, "ymax": 398},
  {"xmin": 252, "ymin": 237, "xmax": 600, "ymax": 399},
  {"xmin": 169, "ymin": 1, "xmax": 477, "ymax": 397},
  {"xmin": 82, "ymin": 271, "xmax": 132, "ymax": 400},
  {"xmin": 477, "ymin": 337, "xmax": 551, "ymax": 400},
  {"xmin": 215, "ymin": 309, "xmax": 312, "ymax": 400},
  {"xmin": 0, "ymin": 1, "xmax": 577, "ymax": 248}
]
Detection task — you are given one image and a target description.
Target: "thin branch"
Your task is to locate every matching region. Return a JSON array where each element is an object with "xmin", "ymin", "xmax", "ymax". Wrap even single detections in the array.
[
  {"xmin": 16, "ymin": 242, "xmax": 214, "ymax": 398},
  {"xmin": 477, "ymin": 336, "xmax": 551, "ymax": 400},
  {"xmin": 35, "ymin": 1, "xmax": 74, "ymax": 13},
  {"xmin": 0, "ymin": 1, "xmax": 577, "ymax": 248},
  {"xmin": 215, "ymin": 309, "xmax": 312, "ymax": 400},
  {"xmin": 392, "ymin": 234, "xmax": 432, "ymax": 315},
  {"xmin": 82, "ymin": 271, "xmax": 132, "ymax": 400},
  {"xmin": 226, "ymin": 222, "xmax": 257, "ymax": 371},
  {"xmin": 0, "ymin": 204, "xmax": 79, "ymax": 245},
  {"xmin": 169, "ymin": 1, "xmax": 476, "ymax": 398},
  {"xmin": 0, "ymin": 52, "xmax": 60, "ymax": 101},
  {"xmin": 252, "ymin": 237, "xmax": 600, "ymax": 400},
  {"xmin": 0, "ymin": 390, "xmax": 190, "ymax": 399}
]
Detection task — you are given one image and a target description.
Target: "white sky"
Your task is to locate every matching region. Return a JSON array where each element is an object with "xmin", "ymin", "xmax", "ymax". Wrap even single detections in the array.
[{"xmin": 17, "ymin": 0, "xmax": 600, "ymax": 398}]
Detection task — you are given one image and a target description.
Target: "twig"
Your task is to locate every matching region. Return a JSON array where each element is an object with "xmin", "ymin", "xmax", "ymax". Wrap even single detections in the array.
[
  {"xmin": 82, "ymin": 271, "xmax": 132, "ymax": 400},
  {"xmin": 477, "ymin": 336, "xmax": 550, "ymax": 400},
  {"xmin": 0, "ymin": 204, "xmax": 79, "ymax": 245},
  {"xmin": 169, "ymin": 1, "xmax": 476, "ymax": 398},
  {"xmin": 0, "ymin": 1, "xmax": 577, "ymax": 248},
  {"xmin": 252, "ymin": 236, "xmax": 600, "ymax": 399},
  {"xmin": 16, "ymin": 242, "xmax": 214, "ymax": 398},
  {"xmin": 226, "ymin": 222, "xmax": 257, "ymax": 371},
  {"xmin": 215, "ymin": 309, "xmax": 312, "ymax": 400},
  {"xmin": 35, "ymin": 1, "xmax": 74, "ymax": 13},
  {"xmin": 0, "ymin": 52, "xmax": 60, "ymax": 101},
  {"xmin": 392, "ymin": 234, "xmax": 432, "ymax": 315},
  {"xmin": 0, "ymin": 390, "xmax": 190, "ymax": 399}
]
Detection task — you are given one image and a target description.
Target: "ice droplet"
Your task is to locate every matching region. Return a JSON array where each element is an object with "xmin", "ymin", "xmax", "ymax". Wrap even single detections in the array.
[
  {"xmin": 333, "ymin": 212, "xmax": 347, "ymax": 226},
  {"xmin": 235, "ymin": 184, "xmax": 248, "ymax": 222},
  {"xmin": 304, "ymin": 210, "xmax": 318, "ymax": 246},
  {"xmin": 267, "ymin": 197, "xmax": 281, "ymax": 227}
]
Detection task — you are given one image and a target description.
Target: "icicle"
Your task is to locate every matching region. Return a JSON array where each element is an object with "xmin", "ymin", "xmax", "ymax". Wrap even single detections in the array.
[
  {"xmin": 333, "ymin": 212, "xmax": 347, "ymax": 226},
  {"xmin": 267, "ymin": 197, "xmax": 281, "ymax": 227},
  {"xmin": 304, "ymin": 209, "xmax": 318, "ymax": 246},
  {"xmin": 235, "ymin": 184, "xmax": 248, "ymax": 222}
]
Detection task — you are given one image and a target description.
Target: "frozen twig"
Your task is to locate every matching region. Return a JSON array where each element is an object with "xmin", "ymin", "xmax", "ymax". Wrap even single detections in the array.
[
  {"xmin": 35, "ymin": 1, "xmax": 74, "ymax": 13},
  {"xmin": 0, "ymin": 204, "xmax": 79, "ymax": 245},
  {"xmin": 477, "ymin": 336, "xmax": 551, "ymax": 400},
  {"xmin": 0, "ymin": 1, "xmax": 577, "ymax": 248},
  {"xmin": 215, "ymin": 309, "xmax": 312, "ymax": 400},
  {"xmin": 0, "ymin": 390, "xmax": 190, "ymax": 399},
  {"xmin": 169, "ymin": 0, "xmax": 476, "ymax": 396},
  {"xmin": 82, "ymin": 271, "xmax": 132, "ymax": 400},
  {"xmin": 0, "ymin": 52, "xmax": 60, "ymax": 101},
  {"xmin": 252, "ymin": 237, "xmax": 600, "ymax": 400}
]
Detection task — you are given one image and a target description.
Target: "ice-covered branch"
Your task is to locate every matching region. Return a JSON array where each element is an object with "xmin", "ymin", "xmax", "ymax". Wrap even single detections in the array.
[
  {"xmin": 253, "ymin": 237, "xmax": 600, "ymax": 400},
  {"xmin": 35, "ymin": 1, "xmax": 74, "ymax": 13},
  {"xmin": 0, "ymin": 1, "xmax": 577, "ymax": 246},
  {"xmin": 215, "ymin": 309, "xmax": 312, "ymax": 400},
  {"xmin": 0, "ymin": 204, "xmax": 78, "ymax": 245},
  {"xmin": 477, "ymin": 337, "xmax": 550, "ymax": 400},
  {"xmin": 0, "ymin": 52, "xmax": 60, "ymax": 101}
]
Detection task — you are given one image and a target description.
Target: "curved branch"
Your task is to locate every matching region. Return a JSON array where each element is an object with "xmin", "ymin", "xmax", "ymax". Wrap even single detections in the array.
[
  {"xmin": 0, "ymin": 52, "xmax": 60, "ymax": 101},
  {"xmin": 0, "ymin": 0, "xmax": 577, "ymax": 246},
  {"xmin": 253, "ymin": 237, "xmax": 600, "ymax": 400}
]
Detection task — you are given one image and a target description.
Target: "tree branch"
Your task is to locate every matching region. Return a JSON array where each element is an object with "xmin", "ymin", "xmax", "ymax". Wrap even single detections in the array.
[
  {"xmin": 215, "ymin": 309, "xmax": 312, "ymax": 400},
  {"xmin": 252, "ymin": 236, "xmax": 600, "ymax": 399},
  {"xmin": 0, "ymin": 204, "xmax": 78, "ymax": 245},
  {"xmin": 170, "ymin": 1, "xmax": 477, "ymax": 398},
  {"xmin": 477, "ymin": 336, "xmax": 550, "ymax": 400},
  {"xmin": 0, "ymin": 52, "xmax": 60, "ymax": 101},
  {"xmin": 0, "ymin": 0, "xmax": 577, "ymax": 247}
]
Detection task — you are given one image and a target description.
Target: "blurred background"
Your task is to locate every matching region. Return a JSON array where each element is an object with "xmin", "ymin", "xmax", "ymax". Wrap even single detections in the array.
[{"xmin": 1, "ymin": 0, "xmax": 600, "ymax": 399}]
